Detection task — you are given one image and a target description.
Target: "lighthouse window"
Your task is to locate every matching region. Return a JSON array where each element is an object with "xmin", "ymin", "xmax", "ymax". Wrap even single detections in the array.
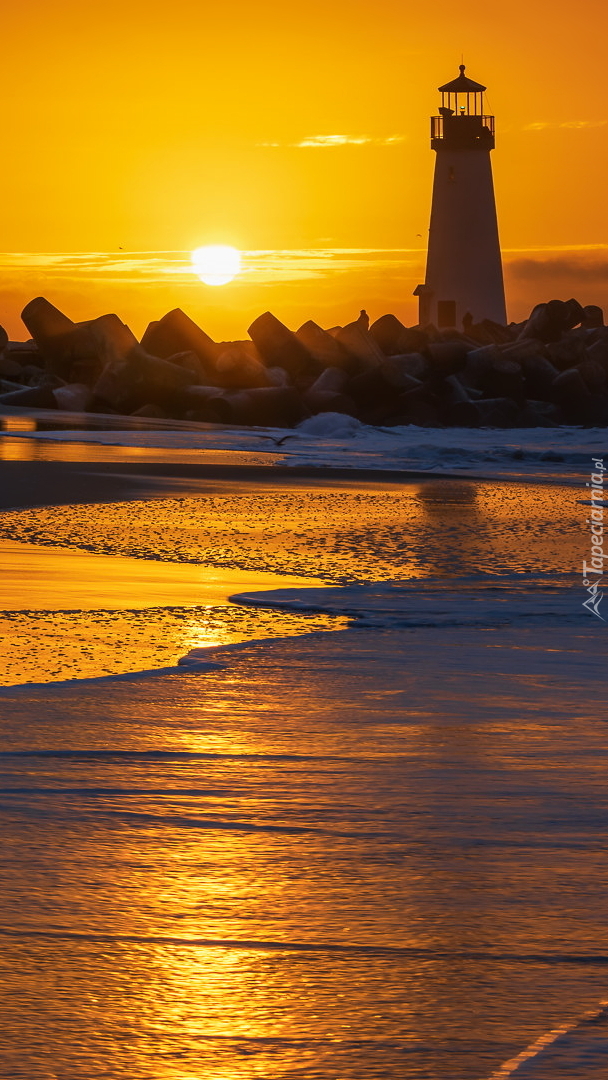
[{"xmin": 437, "ymin": 301, "xmax": 457, "ymax": 328}]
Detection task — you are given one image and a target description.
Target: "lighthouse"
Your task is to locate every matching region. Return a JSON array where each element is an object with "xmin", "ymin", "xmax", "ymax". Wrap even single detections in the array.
[{"xmin": 414, "ymin": 65, "xmax": 507, "ymax": 329}]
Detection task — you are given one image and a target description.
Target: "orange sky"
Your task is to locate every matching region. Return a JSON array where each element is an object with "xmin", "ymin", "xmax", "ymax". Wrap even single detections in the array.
[{"xmin": 1, "ymin": 0, "xmax": 607, "ymax": 339}]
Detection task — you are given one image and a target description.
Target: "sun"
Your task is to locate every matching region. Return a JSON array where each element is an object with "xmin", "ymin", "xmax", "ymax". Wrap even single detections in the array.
[{"xmin": 191, "ymin": 245, "xmax": 241, "ymax": 286}]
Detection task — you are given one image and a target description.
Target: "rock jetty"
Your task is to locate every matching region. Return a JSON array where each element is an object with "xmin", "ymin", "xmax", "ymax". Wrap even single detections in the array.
[{"xmin": 0, "ymin": 296, "xmax": 607, "ymax": 428}]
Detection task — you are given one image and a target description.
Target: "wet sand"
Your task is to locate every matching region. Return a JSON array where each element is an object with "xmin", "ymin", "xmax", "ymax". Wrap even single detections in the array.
[
  {"xmin": 0, "ymin": 540, "xmax": 327, "ymax": 611},
  {"xmin": 0, "ymin": 452, "xmax": 584, "ymax": 684},
  {"xmin": 0, "ymin": 458, "xmax": 424, "ymax": 511}
]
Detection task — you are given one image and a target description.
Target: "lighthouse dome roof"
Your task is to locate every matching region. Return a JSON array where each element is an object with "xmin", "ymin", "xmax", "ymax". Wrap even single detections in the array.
[{"xmin": 438, "ymin": 65, "xmax": 486, "ymax": 93}]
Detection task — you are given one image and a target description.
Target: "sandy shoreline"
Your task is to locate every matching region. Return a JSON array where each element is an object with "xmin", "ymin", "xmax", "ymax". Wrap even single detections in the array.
[{"xmin": 0, "ymin": 458, "xmax": 469, "ymax": 512}]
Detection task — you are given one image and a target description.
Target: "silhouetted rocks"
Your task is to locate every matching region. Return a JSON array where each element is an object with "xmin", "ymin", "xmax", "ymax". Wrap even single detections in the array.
[
  {"xmin": 381, "ymin": 353, "xmax": 428, "ymax": 385},
  {"xmin": 179, "ymin": 386, "xmax": 233, "ymax": 424},
  {"xmin": 53, "ymin": 383, "xmax": 93, "ymax": 412},
  {"xmin": 334, "ymin": 321, "xmax": 385, "ymax": 371},
  {"xmin": 426, "ymin": 340, "xmax": 470, "ymax": 376},
  {"xmin": 296, "ymin": 321, "xmax": 352, "ymax": 370},
  {"xmin": 141, "ymin": 308, "xmax": 218, "ymax": 373},
  {"xmin": 303, "ymin": 388, "xmax": 358, "ymax": 416},
  {"xmin": 0, "ymin": 352, "xmax": 23, "ymax": 379},
  {"xmin": 308, "ymin": 366, "xmax": 348, "ymax": 394},
  {"xmin": 582, "ymin": 305, "xmax": 604, "ymax": 329},
  {"xmin": 248, "ymin": 312, "xmax": 313, "ymax": 379},
  {"xmin": 518, "ymin": 298, "xmax": 584, "ymax": 343},
  {"xmin": 21, "ymin": 297, "xmax": 75, "ymax": 355},
  {"xmin": 370, "ymin": 313, "xmax": 427, "ymax": 355},
  {"xmin": 1, "ymin": 295, "xmax": 607, "ymax": 428},
  {"xmin": 0, "ymin": 383, "xmax": 58, "ymax": 409},
  {"xmin": 215, "ymin": 344, "xmax": 272, "ymax": 389},
  {"xmin": 519, "ymin": 353, "xmax": 560, "ymax": 400},
  {"xmin": 222, "ymin": 387, "xmax": 305, "ymax": 427}
]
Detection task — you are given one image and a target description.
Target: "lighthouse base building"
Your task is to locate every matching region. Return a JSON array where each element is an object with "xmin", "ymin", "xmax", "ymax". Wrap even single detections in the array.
[{"xmin": 415, "ymin": 65, "xmax": 507, "ymax": 330}]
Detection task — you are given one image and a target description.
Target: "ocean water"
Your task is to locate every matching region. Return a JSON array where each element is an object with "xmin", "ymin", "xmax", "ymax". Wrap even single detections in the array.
[
  {"xmin": 1, "ymin": 619, "xmax": 607, "ymax": 1079},
  {"xmin": 1, "ymin": 465, "xmax": 606, "ymax": 1078},
  {"xmin": 1, "ymin": 420, "xmax": 605, "ymax": 483}
]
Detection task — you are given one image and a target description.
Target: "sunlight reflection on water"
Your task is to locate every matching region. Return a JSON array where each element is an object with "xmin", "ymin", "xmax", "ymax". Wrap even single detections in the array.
[{"xmin": 1, "ymin": 625, "xmax": 607, "ymax": 1078}]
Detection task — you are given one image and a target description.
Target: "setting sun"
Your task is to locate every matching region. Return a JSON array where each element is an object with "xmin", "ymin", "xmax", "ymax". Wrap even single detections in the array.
[{"xmin": 191, "ymin": 245, "xmax": 241, "ymax": 286}]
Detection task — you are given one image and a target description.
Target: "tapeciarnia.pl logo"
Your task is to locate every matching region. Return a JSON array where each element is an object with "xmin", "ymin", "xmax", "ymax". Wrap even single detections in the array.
[{"xmin": 582, "ymin": 457, "xmax": 606, "ymax": 620}]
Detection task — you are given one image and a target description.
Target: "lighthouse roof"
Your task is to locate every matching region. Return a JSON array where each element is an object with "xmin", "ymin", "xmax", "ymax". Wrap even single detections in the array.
[{"xmin": 439, "ymin": 65, "xmax": 486, "ymax": 93}]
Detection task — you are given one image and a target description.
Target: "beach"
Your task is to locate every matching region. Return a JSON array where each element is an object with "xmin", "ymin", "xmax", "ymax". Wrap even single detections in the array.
[{"xmin": 0, "ymin": 427, "xmax": 607, "ymax": 1078}]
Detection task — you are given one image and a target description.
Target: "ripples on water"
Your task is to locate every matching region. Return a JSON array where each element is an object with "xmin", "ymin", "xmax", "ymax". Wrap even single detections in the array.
[
  {"xmin": 1, "ymin": 474, "xmax": 605, "ymax": 1078},
  {"xmin": 0, "ymin": 605, "xmax": 342, "ymax": 685},
  {"xmin": 1, "ymin": 625, "xmax": 608, "ymax": 1078}
]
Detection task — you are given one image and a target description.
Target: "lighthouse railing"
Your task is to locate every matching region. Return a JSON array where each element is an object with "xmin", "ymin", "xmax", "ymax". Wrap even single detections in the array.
[{"xmin": 430, "ymin": 114, "xmax": 495, "ymax": 146}]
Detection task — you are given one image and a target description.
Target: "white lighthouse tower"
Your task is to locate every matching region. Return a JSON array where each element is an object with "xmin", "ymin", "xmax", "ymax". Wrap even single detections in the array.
[{"xmin": 415, "ymin": 65, "xmax": 507, "ymax": 329}]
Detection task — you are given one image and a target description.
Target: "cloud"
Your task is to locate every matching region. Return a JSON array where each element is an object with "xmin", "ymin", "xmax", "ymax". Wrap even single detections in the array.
[
  {"xmin": 0, "ymin": 248, "xmax": 425, "ymax": 292},
  {"xmin": 258, "ymin": 134, "xmax": 407, "ymax": 148},
  {"xmin": 5, "ymin": 247, "xmax": 607, "ymax": 305},
  {"xmin": 523, "ymin": 120, "xmax": 607, "ymax": 131},
  {"xmin": 506, "ymin": 255, "xmax": 608, "ymax": 284}
]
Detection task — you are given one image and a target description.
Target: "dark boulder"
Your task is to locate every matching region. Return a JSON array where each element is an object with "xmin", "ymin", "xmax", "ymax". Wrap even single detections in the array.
[
  {"xmin": 303, "ymin": 389, "xmax": 358, "ymax": 416},
  {"xmin": 585, "ymin": 336, "xmax": 608, "ymax": 371},
  {"xmin": 248, "ymin": 312, "xmax": 314, "ymax": 380},
  {"xmin": 518, "ymin": 298, "xmax": 584, "ymax": 343},
  {"xmin": 551, "ymin": 368, "xmax": 594, "ymax": 422},
  {"xmin": 369, "ymin": 314, "xmax": 427, "ymax": 356},
  {"xmin": 346, "ymin": 366, "xmax": 394, "ymax": 414},
  {"xmin": 53, "ymin": 383, "xmax": 93, "ymax": 411},
  {"xmin": 519, "ymin": 354, "xmax": 559, "ymax": 400},
  {"xmin": 0, "ymin": 353, "xmax": 24, "ymax": 379},
  {"xmin": 439, "ymin": 374, "xmax": 474, "ymax": 408},
  {"xmin": 519, "ymin": 400, "xmax": 561, "ymax": 427},
  {"xmin": 0, "ymin": 384, "xmax": 58, "ymax": 409},
  {"xmin": 223, "ymin": 387, "xmax": 306, "ymax": 427},
  {"xmin": 141, "ymin": 309, "xmax": 218, "ymax": 373},
  {"xmin": 308, "ymin": 366, "xmax": 348, "ymax": 395},
  {"xmin": 545, "ymin": 334, "xmax": 587, "ymax": 371},
  {"xmin": 386, "ymin": 387, "xmax": 442, "ymax": 427},
  {"xmin": 266, "ymin": 366, "xmax": 290, "ymax": 387},
  {"xmin": 577, "ymin": 359, "xmax": 607, "ymax": 393},
  {"xmin": 215, "ymin": 345, "xmax": 272, "ymax": 389},
  {"xmin": 380, "ymin": 353, "xmax": 428, "ymax": 385},
  {"xmin": 334, "ymin": 321, "xmax": 385, "ymax": 371},
  {"xmin": 465, "ymin": 318, "xmax": 514, "ymax": 345},
  {"xmin": 296, "ymin": 321, "xmax": 354, "ymax": 370},
  {"xmin": 131, "ymin": 404, "xmax": 167, "ymax": 419},
  {"xmin": 21, "ymin": 297, "xmax": 75, "ymax": 355},
  {"xmin": 460, "ymin": 346, "xmax": 523, "ymax": 398},
  {"xmin": 581, "ymin": 305, "xmax": 604, "ymax": 329},
  {"xmin": 426, "ymin": 340, "xmax": 470, "ymax": 376},
  {"xmin": 449, "ymin": 397, "xmax": 520, "ymax": 428}
]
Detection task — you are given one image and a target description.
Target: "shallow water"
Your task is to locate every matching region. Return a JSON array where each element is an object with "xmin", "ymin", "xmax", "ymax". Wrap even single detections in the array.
[
  {"xmin": 0, "ymin": 541, "xmax": 336, "ymax": 684},
  {"xmin": 0, "ymin": 477, "xmax": 585, "ymax": 583},
  {"xmin": 0, "ymin": 477, "xmax": 584, "ymax": 684},
  {"xmin": 1, "ymin": 622, "xmax": 607, "ymax": 1079},
  {"xmin": 0, "ymin": 469, "xmax": 604, "ymax": 1078}
]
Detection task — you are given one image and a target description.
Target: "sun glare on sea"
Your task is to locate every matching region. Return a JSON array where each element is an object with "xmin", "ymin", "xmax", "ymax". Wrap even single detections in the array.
[{"xmin": 191, "ymin": 245, "xmax": 241, "ymax": 286}]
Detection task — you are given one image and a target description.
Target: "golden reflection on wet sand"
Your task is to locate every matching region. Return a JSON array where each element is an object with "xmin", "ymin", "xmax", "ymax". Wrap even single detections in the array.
[
  {"xmin": 0, "ymin": 475, "xmax": 583, "ymax": 685},
  {"xmin": 0, "ymin": 540, "xmax": 328, "ymax": 611},
  {"xmin": 0, "ymin": 479, "xmax": 583, "ymax": 586},
  {"xmin": 0, "ymin": 540, "xmax": 339, "ymax": 684},
  {"xmin": 0, "ymin": 433, "xmax": 282, "ymax": 465}
]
